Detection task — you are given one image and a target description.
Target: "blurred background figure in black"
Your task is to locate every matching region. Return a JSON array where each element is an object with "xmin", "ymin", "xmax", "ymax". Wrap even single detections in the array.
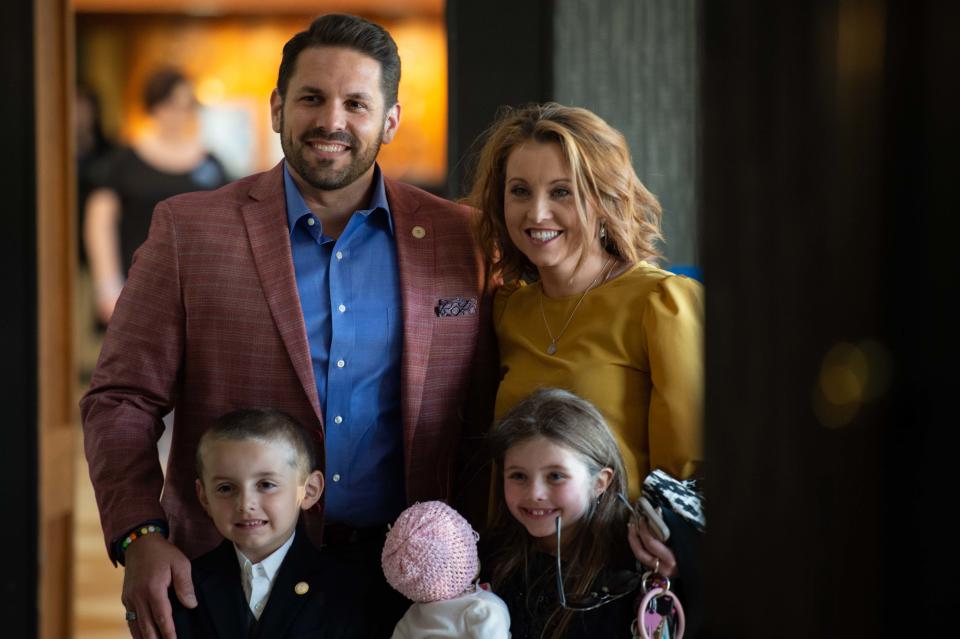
[
  {"xmin": 83, "ymin": 67, "xmax": 227, "ymax": 326},
  {"xmin": 75, "ymin": 83, "xmax": 115, "ymax": 268}
]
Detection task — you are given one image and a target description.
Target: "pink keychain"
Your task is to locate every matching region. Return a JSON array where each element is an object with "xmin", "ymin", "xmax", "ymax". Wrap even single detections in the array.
[{"xmin": 632, "ymin": 571, "xmax": 685, "ymax": 639}]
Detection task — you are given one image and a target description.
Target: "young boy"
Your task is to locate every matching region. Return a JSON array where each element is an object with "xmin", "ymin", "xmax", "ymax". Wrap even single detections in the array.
[{"xmin": 172, "ymin": 408, "xmax": 360, "ymax": 638}]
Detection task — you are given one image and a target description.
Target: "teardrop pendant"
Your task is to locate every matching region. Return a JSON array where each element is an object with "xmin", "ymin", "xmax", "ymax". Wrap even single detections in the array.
[{"xmin": 539, "ymin": 256, "xmax": 614, "ymax": 361}]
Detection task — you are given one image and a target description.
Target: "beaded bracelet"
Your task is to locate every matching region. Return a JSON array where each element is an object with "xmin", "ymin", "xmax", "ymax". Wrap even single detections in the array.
[{"xmin": 120, "ymin": 524, "xmax": 167, "ymax": 554}]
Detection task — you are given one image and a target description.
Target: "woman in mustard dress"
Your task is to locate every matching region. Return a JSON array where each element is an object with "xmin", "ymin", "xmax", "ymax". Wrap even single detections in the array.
[{"xmin": 466, "ymin": 103, "xmax": 703, "ymax": 575}]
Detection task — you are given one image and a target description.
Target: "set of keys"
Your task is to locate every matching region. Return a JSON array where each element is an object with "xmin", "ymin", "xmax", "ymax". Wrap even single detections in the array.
[{"xmin": 631, "ymin": 571, "xmax": 685, "ymax": 639}]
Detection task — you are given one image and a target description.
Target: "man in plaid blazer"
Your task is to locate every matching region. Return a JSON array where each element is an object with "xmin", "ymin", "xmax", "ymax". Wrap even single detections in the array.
[{"xmin": 81, "ymin": 14, "xmax": 495, "ymax": 639}]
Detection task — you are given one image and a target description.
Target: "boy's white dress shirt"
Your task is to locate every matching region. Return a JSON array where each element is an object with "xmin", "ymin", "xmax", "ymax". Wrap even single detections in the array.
[{"xmin": 235, "ymin": 532, "xmax": 295, "ymax": 619}]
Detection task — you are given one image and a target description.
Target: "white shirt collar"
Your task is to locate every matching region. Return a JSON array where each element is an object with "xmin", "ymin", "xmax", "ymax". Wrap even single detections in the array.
[{"xmin": 234, "ymin": 531, "xmax": 296, "ymax": 619}]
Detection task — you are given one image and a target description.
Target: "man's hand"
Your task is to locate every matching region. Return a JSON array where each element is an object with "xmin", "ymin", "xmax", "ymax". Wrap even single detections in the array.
[{"xmin": 121, "ymin": 533, "xmax": 196, "ymax": 639}]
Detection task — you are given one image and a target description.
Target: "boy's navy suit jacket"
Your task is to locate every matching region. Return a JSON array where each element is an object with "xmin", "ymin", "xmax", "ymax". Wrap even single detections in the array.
[{"xmin": 172, "ymin": 533, "xmax": 361, "ymax": 639}]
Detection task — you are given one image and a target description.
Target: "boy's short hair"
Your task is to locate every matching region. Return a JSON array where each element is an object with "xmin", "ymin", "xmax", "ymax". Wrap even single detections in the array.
[{"xmin": 196, "ymin": 408, "xmax": 316, "ymax": 481}]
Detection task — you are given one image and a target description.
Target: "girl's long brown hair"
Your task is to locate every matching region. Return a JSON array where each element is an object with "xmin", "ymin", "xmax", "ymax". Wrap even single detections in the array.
[
  {"xmin": 465, "ymin": 102, "xmax": 664, "ymax": 284},
  {"xmin": 486, "ymin": 388, "xmax": 630, "ymax": 638}
]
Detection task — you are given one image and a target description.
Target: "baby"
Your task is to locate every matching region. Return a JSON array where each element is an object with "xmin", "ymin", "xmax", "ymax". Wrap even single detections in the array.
[{"xmin": 382, "ymin": 501, "xmax": 510, "ymax": 638}]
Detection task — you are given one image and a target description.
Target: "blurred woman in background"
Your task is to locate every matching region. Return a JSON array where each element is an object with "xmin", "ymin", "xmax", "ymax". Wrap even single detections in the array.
[{"xmin": 84, "ymin": 67, "xmax": 228, "ymax": 324}]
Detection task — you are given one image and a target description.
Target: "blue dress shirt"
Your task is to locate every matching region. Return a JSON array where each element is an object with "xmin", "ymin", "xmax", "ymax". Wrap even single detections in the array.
[{"xmin": 283, "ymin": 163, "xmax": 405, "ymax": 526}]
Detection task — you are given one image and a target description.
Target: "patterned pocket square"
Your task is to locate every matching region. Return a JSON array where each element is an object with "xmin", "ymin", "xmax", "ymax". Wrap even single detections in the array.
[{"xmin": 435, "ymin": 296, "xmax": 478, "ymax": 317}]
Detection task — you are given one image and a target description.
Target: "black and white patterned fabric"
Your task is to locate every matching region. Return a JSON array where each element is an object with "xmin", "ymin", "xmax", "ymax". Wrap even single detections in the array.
[{"xmin": 642, "ymin": 470, "xmax": 706, "ymax": 533}]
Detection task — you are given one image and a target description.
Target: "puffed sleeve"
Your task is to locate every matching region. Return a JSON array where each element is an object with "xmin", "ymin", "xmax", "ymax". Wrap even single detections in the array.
[{"xmin": 643, "ymin": 274, "xmax": 704, "ymax": 480}]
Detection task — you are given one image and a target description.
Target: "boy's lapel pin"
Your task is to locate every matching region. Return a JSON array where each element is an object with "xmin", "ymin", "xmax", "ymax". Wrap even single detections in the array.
[{"xmin": 294, "ymin": 581, "xmax": 309, "ymax": 595}]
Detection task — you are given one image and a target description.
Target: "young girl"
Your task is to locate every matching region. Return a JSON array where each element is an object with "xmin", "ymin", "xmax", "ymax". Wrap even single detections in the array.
[{"xmin": 483, "ymin": 388, "xmax": 645, "ymax": 639}]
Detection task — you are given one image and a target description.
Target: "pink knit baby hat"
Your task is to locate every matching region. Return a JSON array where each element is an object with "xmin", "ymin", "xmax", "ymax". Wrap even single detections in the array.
[{"xmin": 381, "ymin": 500, "xmax": 480, "ymax": 602}]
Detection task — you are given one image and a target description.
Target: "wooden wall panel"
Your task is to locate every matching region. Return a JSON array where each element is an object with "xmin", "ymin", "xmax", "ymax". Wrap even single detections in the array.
[{"xmin": 35, "ymin": 0, "xmax": 76, "ymax": 637}]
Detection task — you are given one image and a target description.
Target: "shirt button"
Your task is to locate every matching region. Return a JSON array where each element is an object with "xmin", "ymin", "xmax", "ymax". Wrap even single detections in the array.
[
  {"xmin": 338, "ymin": 304, "xmax": 346, "ymax": 313},
  {"xmin": 336, "ymin": 251, "xmax": 343, "ymax": 260},
  {"xmin": 336, "ymin": 359, "xmax": 345, "ymax": 368},
  {"xmin": 333, "ymin": 415, "xmax": 343, "ymax": 424},
  {"xmin": 306, "ymin": 217, "xmax": 316, "ymax": 226},
  {"xmin": 332, "ymin": 474, "xmax": 341, "ymax": 482}
]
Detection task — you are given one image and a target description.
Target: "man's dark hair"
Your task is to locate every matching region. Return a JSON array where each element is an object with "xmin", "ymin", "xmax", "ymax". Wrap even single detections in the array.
[
  {"xmin": 276, "ymin": 13, "xmax": 401, "ymax": 107},
  {"xmin": 196, "ymin": 408, "xmax": 317, "ymax": 481},
  {"xmin": 143, "ymin": 67, "xmax": 189, "ymax": 112}
]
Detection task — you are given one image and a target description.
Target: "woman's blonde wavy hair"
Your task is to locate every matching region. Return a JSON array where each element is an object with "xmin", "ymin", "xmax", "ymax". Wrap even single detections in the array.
[{"xmin": 465, "ymin": 102, "xmax": 664, "ymax": 282}]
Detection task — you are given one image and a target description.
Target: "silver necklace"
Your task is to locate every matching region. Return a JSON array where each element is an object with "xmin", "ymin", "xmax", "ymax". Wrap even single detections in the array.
[{"xmin": 539, "ymin": 256, "xmax": 613, "ymax": 355}]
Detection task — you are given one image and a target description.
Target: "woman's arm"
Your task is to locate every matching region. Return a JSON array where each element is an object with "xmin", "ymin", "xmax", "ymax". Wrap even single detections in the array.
[
  {"xmin": 631, "ymin": 273, "xmax": 706, "ymax": 576},
  {"xmin": 83, "ymin": 187, "xmax": 123, "ymax": 323},
  {"xmin": 645, "ymin": 274, "xmax": 705, "ymax": 479}
]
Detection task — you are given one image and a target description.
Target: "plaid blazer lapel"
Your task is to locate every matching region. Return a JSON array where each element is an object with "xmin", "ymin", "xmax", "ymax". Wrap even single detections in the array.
[
  {"xmin": 241, "ymin": 165, "xmax": 322, "ymax": 425},
  {"xmin": 386, "ymin": 178, "xmax": 435, "ymax": 461}
]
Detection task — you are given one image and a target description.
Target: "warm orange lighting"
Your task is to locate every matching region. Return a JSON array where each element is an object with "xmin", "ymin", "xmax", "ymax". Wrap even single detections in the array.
[
  {"xmin": 380, "ymin": 18, "xmax": 447, "ymax": 185},
  {"xmin": 72, "ymin": 0, "xmax": 443, "ymax": 14},
  {"xmin": 195, "ymin": 76, "xmax": 226, "ymax": 105},
  {"xmin": 78, "ymin": 12, "xmax": 447, "ymax": 185}
]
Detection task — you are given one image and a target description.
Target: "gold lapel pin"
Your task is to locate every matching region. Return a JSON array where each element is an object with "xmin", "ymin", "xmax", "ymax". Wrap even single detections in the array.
[
  {"xmin": 294, "ymin": 581, "xmax": 309, "ymax": 595},
  {"xmin": 411, "ymin": 225, "xmax": 426, "ymax": 239}
]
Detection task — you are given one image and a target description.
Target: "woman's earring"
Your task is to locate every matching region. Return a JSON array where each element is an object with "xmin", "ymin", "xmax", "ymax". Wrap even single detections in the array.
[{"xmin": 599, "ymin": 221, "xmax": 608, "ymax": 241}]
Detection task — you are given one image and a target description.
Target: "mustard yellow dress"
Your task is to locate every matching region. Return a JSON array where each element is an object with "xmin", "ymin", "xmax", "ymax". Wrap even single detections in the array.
[{"xmin": 493, "ymin": 262, "xmax": 704, "ymax": 497}]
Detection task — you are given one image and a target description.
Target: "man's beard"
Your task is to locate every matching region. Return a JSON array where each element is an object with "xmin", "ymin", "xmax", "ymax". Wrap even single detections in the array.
[{"xmin": 280, "ymin": 111, "xmax": 383, "ymax": 191}]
